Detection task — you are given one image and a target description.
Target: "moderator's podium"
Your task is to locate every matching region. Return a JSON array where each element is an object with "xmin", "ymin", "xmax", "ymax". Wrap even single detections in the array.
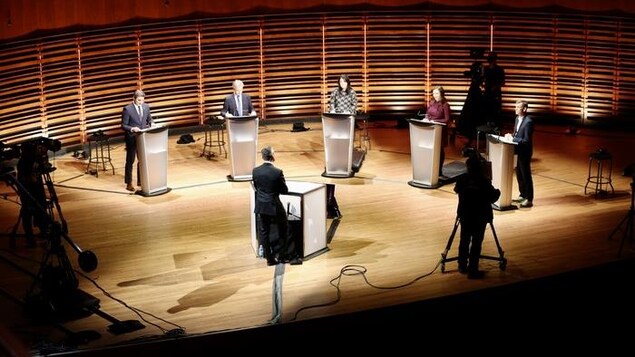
[
  {"xmin": 487, "ymin": 134, "xmax": 518, "ymax": 211},
  {"xmin": 226, "ymin": 115, "xmax": 258, "ymax": 181},
  {"xmin": 407, "ymin": 118, "xmax": 444, "ymax": 189},
  {"xmin": 250, "ymin": 181, "xmax": 328, "ymax": 259},
  {"xmin": 136, "ymin": 126, "xmax": 170, "ymax": 196},
  {"xmin": 321, "ymin": 112, "xmax": 355, "ymax": 178}
]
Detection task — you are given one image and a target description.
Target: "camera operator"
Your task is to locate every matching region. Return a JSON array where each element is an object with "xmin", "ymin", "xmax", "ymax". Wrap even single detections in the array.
[
  {"xmin": 457, "ymin": 49, "xmax": 486, "ymax": 148},
  {"xmin": 16, "ymin": 142, "xmax": 49, "ymax": 247},
  {"xmin": 483, "ymin": 52, "xmax": 506, "ymax": 130},
  {"xmin": 454, "ymin": 150, "xmax": 500, "ymax": 279}
]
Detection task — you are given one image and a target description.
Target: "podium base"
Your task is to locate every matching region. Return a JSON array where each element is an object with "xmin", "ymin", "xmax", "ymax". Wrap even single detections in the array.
[
  {"xmin": 408, "ymin": 180, "xmax": 440, "ymax": 189},
  {"xmin": 302, "ymin": 246, "xmax": 330, "ymax": 261},
  {"xmin": 322, "ymin": 170, "xmax": 354, "ymax": 178},
  {"xmin": 136, "ymin": 187, "xmax": 171, "ymax": 197},
  {"xmin": 493, "ymin": 203, "xmax": 518, "ymax": 211},
  {"xmin": 227, "ymin": 174, "xmax": 252, "ymax": 182}
]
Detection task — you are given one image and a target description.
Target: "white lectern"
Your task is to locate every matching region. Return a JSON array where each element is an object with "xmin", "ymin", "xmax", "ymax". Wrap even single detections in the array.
[
  {"xmin": 226, "ymin": 115, "xmax": 258, "ymax": 181},
  {"xmin": 407, "ymin": 118, "xmax": 444, "ymax": 189},
  {"xmin": 487, "ymin": 134, "xmax": 518, "ymax": 211},
  {"xmin": 250, "ymin": 181, "xmax": 328, "ymax": 259},
  {"xmin": 321, "ymin": 112, "xmax": 355, "ymax": 178},
  {"xmin": 136, "ymin": 126, "xmax": 170, "ymax": 196}
]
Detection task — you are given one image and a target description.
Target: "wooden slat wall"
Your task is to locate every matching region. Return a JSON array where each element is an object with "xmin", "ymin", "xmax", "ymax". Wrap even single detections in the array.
[
  {"xmin": 262, "ymin": 16, "xmax": 323, "ymax": 122},
  {"xmin": 200, "ymin": 19, "xmax": 261, "ymax": 120},
  {"xmin": 428, "ymin": 14, "xmax": 490, "ymax": 115},
  {"xmin": 366, "ymin": 15, "xmax": 428, "ymax": 117},
  {"xmin": 80, "ymin": 30, "xmax": 139, "ymax": 141},
  {"xmin": 324, "ymin": 16, "xmax": 365, "ymax": 112},
  {"xmin": 2, "ymin": 11, "xmax": 635, "ymax": 148}
]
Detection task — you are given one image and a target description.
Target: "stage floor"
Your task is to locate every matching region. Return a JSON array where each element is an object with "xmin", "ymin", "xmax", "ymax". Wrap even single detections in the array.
[{"xmin": 1, "ymin": 121, "xmax": 634, "ymax": 354}]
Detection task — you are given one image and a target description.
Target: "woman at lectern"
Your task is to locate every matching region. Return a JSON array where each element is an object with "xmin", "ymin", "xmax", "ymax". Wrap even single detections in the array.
[
  {"xmin": 328, "ymin": 74, "xmax": 358, "ymax": 114},
  {"xmin": 425, "ymin": 86, "xmax": 451, "ymax": 177}
]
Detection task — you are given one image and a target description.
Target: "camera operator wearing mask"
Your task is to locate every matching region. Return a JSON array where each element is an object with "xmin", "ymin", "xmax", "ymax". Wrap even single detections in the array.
[{"xmin": 454, "ymin": 152, "xmax": 500, "ymax": 279}]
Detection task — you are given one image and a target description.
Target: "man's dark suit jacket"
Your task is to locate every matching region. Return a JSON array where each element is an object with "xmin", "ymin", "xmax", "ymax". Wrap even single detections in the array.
[
  {"xmin": 252, "ymin": 162, "xmax": 288, "ymax": 216},
  {"xmin": 122, "ymin": 103, "xmax": 152, "ymax": 137},
  {"xmin": 512, "ymin": 115, "xmax": 533, "ymax": 159},
  {"xmin": 221, "ymin": 93, "xmax": 255, "ymax": 117}
]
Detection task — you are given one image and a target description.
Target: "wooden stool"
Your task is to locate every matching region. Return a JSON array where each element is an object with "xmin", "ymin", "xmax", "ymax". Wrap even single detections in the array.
[
  {"xmin": 86, "ymin": 132, "xmax": 115, "ymax": 177},
  {"xmin": 585, "ymin": 148, "xmax": 614, "ymax": 197},
  {"xmin": 201, "ymin": 118, "xmax": 226, "ymax": 159}
]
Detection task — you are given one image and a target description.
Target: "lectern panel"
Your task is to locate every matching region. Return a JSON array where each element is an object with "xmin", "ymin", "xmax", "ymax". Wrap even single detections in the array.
[
  {"xmin": 322, "ymin": 113, "xmax": 355, "ymax": 177},
  {"xmin": 408, "ymin": 119, "xmax": 441, "ymax": 188},
  {"xmin": 136, "ymin": 126, "xmax": 169, "ymax": 196},
  {"xmin": 227, "ymin": 116, "xmax": 258, "ymax": 181},
  {"xmin": 250, "ymin": 181, "xmax": 327, "ymax": 259},
  {"xmin": 487, "ymin": 134, "xmax": 517, "ymax": 211}
]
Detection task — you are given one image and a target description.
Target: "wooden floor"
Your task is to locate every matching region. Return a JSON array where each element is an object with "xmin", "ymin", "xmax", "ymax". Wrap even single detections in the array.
[{"xmin": 1, "ymin": 120, "xmax": 635, "ymax": 354}]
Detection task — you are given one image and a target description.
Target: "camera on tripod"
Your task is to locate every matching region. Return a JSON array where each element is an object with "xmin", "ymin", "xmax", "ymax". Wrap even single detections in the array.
[
  {"xmin": 462, "ymin": 146, "xmax": 492, "ymax": 181},
  {"xmin": 19, "ymin": 137, "xmax": 62, "ymax": 174},
  {"xmin": 463, "ymin": 48, "xmax": 487, "ymax": 83}
]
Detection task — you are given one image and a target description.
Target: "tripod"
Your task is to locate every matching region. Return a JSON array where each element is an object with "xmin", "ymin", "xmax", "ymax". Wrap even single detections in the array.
[
  {"xmin": 8, "ymin": 169, "xmax": 67, "ymax": 247},
  {"xmin": 440, "ymin": 216, "xmax": 507, "ymax": 273},
  {"xmin": 609, "ymin": 179, "xmax": 634, "ymax": 257}
]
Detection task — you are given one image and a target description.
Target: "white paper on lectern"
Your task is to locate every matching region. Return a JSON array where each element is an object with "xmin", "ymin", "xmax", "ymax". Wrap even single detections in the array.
[
  {"xmin": 410, "ymin": 118, "xmax": 447, "ymax": 126},
  {"xmin": 489, "ymin": 134, "xmax": 517, "ymax": 145}
]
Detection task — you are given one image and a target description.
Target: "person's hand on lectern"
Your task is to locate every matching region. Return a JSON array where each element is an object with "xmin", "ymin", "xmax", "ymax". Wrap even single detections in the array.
[
  {"xmin": 225, "ymin": 113, "xmax": 234, "ymax": 118},
  {"xmin": 131, "ymin": 127, "xmax": 141, "ymax": 133},
  {"xmin": 504, "ymin": 133, "xmax": 513, "ymax": 140},
  {"xmin": 250, "ymin": 110, "xmax": 257, "ymax": 116}
]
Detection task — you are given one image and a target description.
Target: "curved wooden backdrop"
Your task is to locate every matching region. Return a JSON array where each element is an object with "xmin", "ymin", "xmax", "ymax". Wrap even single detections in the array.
[{"xmin": 1, "ymin": 10, "xmax": 635, "ymax": 147}]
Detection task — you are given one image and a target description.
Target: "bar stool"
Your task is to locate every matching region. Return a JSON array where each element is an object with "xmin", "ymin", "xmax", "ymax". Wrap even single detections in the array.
[
  {"xmin": 201, "ymin": 117, "xmax": 226, "ymax": 159},
  {"xmin": 585, "ymin": 148, "xmax": 614, "ymax": 197},
  {"xmin": 355, "ymin": 112, "xmax": 371, "ymax": 151},
  {"xmin": 86, "ymin": 131, "xmax": 115, "ymax": 177}
]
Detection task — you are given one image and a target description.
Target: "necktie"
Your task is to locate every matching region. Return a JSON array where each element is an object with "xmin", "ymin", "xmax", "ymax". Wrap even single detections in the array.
[
  {"xmin": 137, "ymin": 105, "xmax": 142, "ymax": 119},
  {"xmin": 236, "ymin": 95, "xmax": 242, "ymax": 116}
]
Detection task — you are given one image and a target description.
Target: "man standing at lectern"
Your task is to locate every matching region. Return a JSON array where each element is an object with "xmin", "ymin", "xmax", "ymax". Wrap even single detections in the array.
[
  {"xmin": 221, "ymin": 79, "xmax": 256, "ymax": 117},
  {"xmin": 121, "ymin": 90, "xmax": 153, "ymax": 192},
  {"xmin": 253, "ymin": 146, "xmax": 291, "ymax": 266},
  {"xmin": 505, "ymin": 99, "xmax": 534, "ymax": 208}
]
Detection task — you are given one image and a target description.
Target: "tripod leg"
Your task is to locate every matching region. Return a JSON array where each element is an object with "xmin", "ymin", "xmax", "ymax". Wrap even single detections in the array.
[
  {"xmin": 617, "ymin": 211, "xmax": 634, "ymax": 257},
  {"xmin": 440, "ymin": 217, "xmax": 460, "ymax": 273},
  {"xmin": 442, "ymin": 217, "xmax": 460, "ymax": 257},
  {"xmin": 487, "ymin": 221, "xmax": 507, "ymax": 270}
]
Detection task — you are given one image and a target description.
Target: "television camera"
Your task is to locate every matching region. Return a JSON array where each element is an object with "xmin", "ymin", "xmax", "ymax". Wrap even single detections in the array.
[
  {"xmin": 2, "ymin": 137, "xmax": 99, "ymax": 316},
  {"xmin": 463, "ymin": 48, "xmax": 488, "ymax": 85}
]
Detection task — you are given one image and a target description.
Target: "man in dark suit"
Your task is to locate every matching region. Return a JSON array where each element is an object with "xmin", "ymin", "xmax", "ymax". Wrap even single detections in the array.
[
  {"xmin": 252, "ymin": 146, "xmax": 293, "ymax": 266},
  {"xmin": 454, "ymin": 152, "xmax": 500, "ymax": 279},
  {"xmin": 121, "ymin": 90, "xmax": 153, "ymax": 192},
  {"xmin": 220, "ymin": 79, "xmax": 256, "ymax": 117},
  {"xmin": 506, "ymin": 99, "xmax": 534, "ymax": 208}
]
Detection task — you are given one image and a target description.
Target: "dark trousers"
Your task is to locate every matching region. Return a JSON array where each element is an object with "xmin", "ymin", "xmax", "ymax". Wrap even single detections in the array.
[
  {"xmin": 458, "ymin": 219, "xmax": 487, "ymax": 272},
  {"xmin": 515, "ymin": 154, "xmax": 533, "ymax": 201},
  {"xmin": 258, "ymin": 207, "xmax": 289, "ymax": 263},
  {"xmin": 124, "ymin": 135, "xmax": 140, "ymax": 185}
]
